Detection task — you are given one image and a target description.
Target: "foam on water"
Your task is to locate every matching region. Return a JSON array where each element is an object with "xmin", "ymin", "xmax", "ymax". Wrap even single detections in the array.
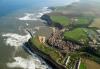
[
  {"xmin": 7, "ymin": 56, "xmax": 35, "ymax": 69},
  {"xmin": 26, "ymin": 23, "xmax": 29, "ymax": 26},
  {"xmin": 7, "ymin": 56, "xmax": 51, "ymax": 69},
  {"xmin": 18, "ymin": 7, "xmax": 52, "ymax": 21},
  {"xmin": 2, "ymin": 33, "xmax": 32, "ymax": 57},
  {"xmin": 18, "ymin": 13, "xmax": 38, "ymax": 21},
  {"xmin": 2, "ymin": 33, "xmax": 32, "ymax": 47},
  {"xmin": 2, "ymin": 32, "xmax": 51, "ymax": 69}
]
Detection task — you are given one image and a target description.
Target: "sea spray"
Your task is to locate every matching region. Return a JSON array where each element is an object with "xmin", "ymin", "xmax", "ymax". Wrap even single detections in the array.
[
  {"xmin": 2, "ymin": 33, "xmax": 52, "ymax": 69},
  {"xmin": 18, "ymin": 7, "xmax": 52, "ymax": 21},
  {"xmin": 2, "ymin": 33, "xmax": 31, "ymax": 47},
  {"xmin": 2, "ymin": 33, "xmax": 31, "ymax": 57},
  {"xmin": 7, "ymin": 56, "xmax": 51, "ymax": 69}
]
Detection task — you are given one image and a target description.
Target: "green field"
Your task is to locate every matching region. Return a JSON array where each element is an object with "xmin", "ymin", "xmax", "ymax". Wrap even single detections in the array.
[
  {"xmin": 75, "ymin": 17, "xmax": 92, "ymax": 25},
  {"xmin": 63, "ymin": 28, "xmax": 89, "ymax": 44},
  {"xmin": 80, "ymin": 63, "xmax": 87, "ymax": 69},
  {"xmin": 49, "ymin": 14, "xmax": 92, "ymax": 28},
  {"xmin": 50, "ymin": 15, "xmax": 70, "ymax": 27}
]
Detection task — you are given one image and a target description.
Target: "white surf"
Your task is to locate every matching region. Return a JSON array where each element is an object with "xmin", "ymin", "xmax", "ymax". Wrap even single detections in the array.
[
  {"xmin": 18, "ymin": 7, "xmax": 52, "ymax": 21},
  {"xmin": 2, "ymin": 33, "xmax": 51, "ymax": 69}
]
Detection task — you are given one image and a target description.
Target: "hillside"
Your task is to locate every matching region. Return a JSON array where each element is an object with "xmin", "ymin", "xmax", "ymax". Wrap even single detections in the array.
[{"xmin": 54, "ymin": 0, "xmax": 100, "ymax": 17}]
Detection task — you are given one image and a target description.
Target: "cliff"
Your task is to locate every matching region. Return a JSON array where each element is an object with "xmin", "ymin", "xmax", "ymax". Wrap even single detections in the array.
[
  {"xmin": 41, "ymin": 14, "xmax": 52, "ymax": 25},
  {"xmin": 24, "ymin": 37, "xmax": 67, "ymax": 69},
  {"xmin": 40, "ymin": 14, "xmax": 69, "ymax": 29}
]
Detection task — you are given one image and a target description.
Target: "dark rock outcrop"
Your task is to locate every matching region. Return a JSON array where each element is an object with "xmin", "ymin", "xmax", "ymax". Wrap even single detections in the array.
[
  {"xmin": 48, "ymin": 7, "xmax": 55, "ymax": 11},
  {"xmin": 41, "ymin": 14, "xmax": 63, "ymax": 29},
  {"xmin": 41, "ymin": 14, "xmax": 52, "ymax": 25}
]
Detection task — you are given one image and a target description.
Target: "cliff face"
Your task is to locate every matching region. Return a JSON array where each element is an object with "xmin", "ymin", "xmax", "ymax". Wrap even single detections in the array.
[
  {"xmin": 41, "ymin": 14, "xmax": 52, "ymax": 25},
  {"xmin": 41, "ymin": 14, "xmax": 63, "ymax": 29}
]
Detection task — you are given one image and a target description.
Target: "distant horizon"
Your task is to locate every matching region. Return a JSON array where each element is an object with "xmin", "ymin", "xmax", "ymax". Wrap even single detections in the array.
[{"xmin": 0, "ymin": 0, "xmax": 79, "ymax": 16}]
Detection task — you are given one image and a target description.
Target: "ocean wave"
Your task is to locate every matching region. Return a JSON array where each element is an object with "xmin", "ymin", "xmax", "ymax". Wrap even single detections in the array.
[
  {"xmin": 18, "ymin": 13, "xmax": 38, "ymax": 21},
  {"xmin": 18, "ymin": 7, "xmax": 52, "ymax": 21},
  {"xmin": 26, "ymin": 23, "xmax": 29, "ymax": 26},
  {"xmin": 2, "ymin": 33, "xmax": 32, "ymax": 47},
  {"xmin": 7, "ymin": 56, "xmax": 51, "ymax": 69},
  {"xmin": 2, "ymin": 32, "xmax": 52, "ymax": 69}
]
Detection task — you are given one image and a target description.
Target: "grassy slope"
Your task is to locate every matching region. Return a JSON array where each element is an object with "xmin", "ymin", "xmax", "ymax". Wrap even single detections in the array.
[
  {"xmin": 89, "ymin": 18, "xmax": 100, "ymax": 29},
  {"xmin": 49, "ymin": 13, "xmax": 93, "ymax": 28},
  {"xmin": 81, "ymin": 58, "xmax": 100, "ymax": 69},
  {"xmin": 75, "ymin": 17, "xmax": 91, "ymax": 25},
  {"xmin": 85, "ymin": 59, "xmax": 100, "ymax": 69},
  {"xmin": 30, "ymin": 36, "xmax": 65, "ymax": 64},
  {"xmin": 64, "ymin": 28, "xmax": 89, "ymax": 44},
  {"xmin": 80, "ymin": 63, "xmax": 87, "ymax": 69},
  {"xmin": 50, "ymin": 15, "xmax": 70, "ymax": 27}
]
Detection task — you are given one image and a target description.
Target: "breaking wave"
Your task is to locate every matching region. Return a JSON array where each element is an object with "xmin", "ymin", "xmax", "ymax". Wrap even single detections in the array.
[
  {"xmin": 2, "ymin": 33, "xmax": 31, "ymax": 47},
  {"xmin": 7, "ymin": 56, "xmax": 51, "ymax": 69},
  {"xmin": 2, "ymin": 32, "xmax": 52, "ymax": 69},
  {"xmin": 18, "ymin": 7, "xmax": 52, "ymax": 21}
]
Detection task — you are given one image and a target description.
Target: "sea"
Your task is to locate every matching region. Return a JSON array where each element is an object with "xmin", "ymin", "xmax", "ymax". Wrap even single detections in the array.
[{"xmin": 0, "ymin": 0, "xmax": 79, "ymax": 69}]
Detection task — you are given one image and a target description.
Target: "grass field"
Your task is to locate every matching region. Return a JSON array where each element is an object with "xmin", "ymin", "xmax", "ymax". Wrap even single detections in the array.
[
  {"xmin": 80, "ymin": 63, "xmax": 87, "ymax": 69},
  {"xmin": 79, "ymin": 58, "xmax": 100, "ymax": 69},
  {"xmin": 50, "ymin": 14, "xmax": 92, "ymax": 28},
  {"xmin": 75, "ymin": 17, "xmax": 91, "ymax": 25},
  {"xmin": 85, "ymin": 59, "xmax": 100, "ymax": 69},
  {"xmin": 50, "ymin": 15, "xmax": 70, "ymax": 27},
  {"xmin": 63, "ymin": 28, "xmax": 89, "ymax": 44},
  {"xmin": 89, "ymin": 18, "xmax": 100, "ymax": 29}
]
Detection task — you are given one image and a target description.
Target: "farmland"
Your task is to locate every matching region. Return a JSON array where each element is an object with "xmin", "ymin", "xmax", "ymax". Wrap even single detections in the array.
[
  {"xmin": 89, "ymin": 18, "xmax": 100, "ymax": 29},
  {"xmin": 50, "ymin": 15, "xmax": 70, "ymax": 27},
  {"xmin": 63, "ymin": 28, "xmax": 89, "ymax": 44}
]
